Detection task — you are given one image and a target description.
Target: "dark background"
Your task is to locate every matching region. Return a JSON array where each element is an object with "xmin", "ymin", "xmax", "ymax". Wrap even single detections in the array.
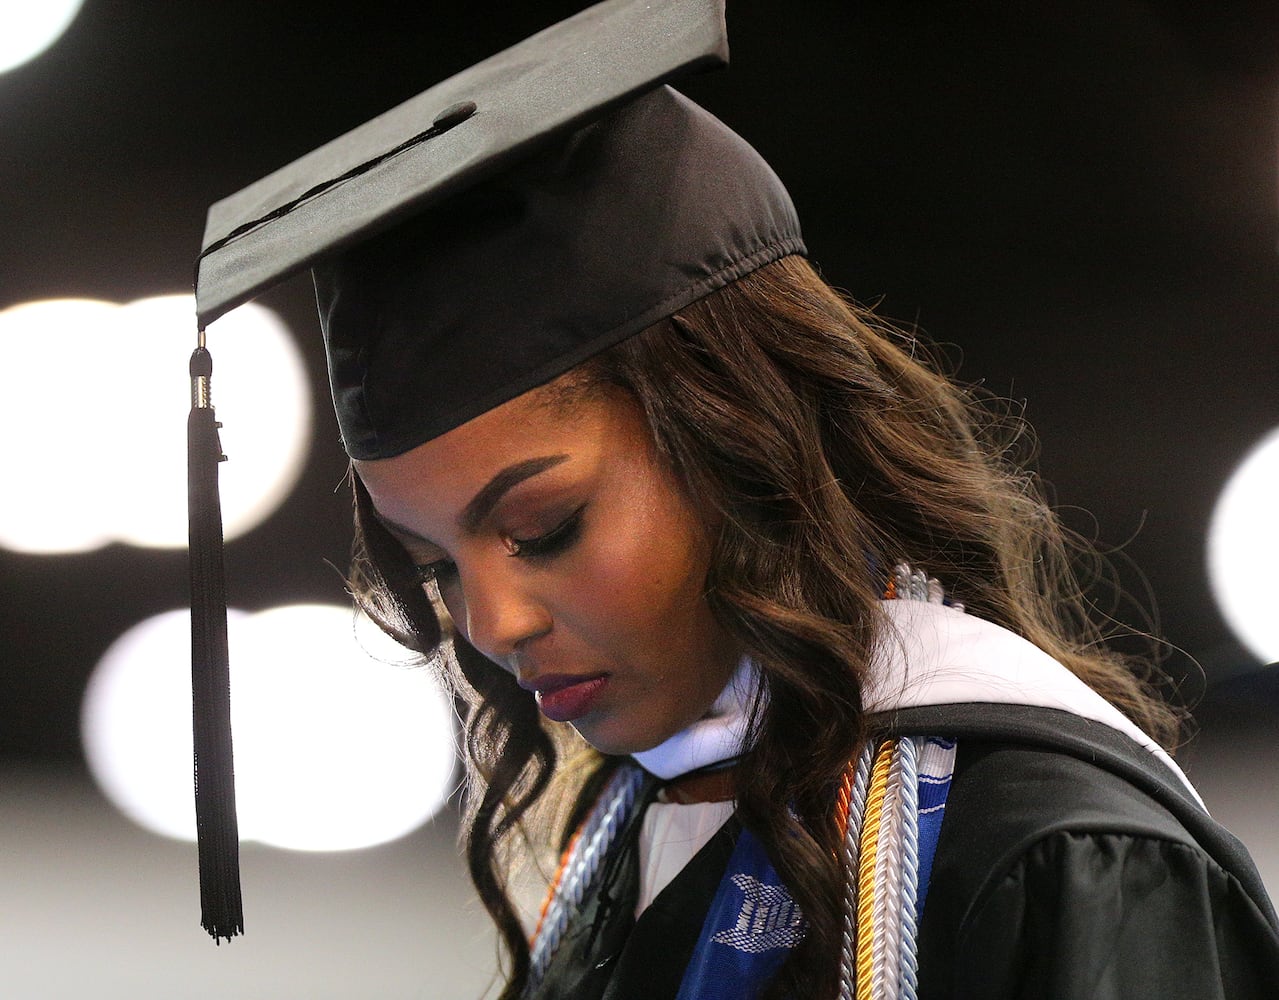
[{"xmin": 2, "ymin": 0, "xmax": 1278, "ymax": 765}]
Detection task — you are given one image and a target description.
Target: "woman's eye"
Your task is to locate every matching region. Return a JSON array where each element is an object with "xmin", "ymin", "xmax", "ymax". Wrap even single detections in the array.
[
  {"xmin": 416, "ymin": 558, "xmax": 457, "ymax": 586},
  {"xmin": 505, "ymin": 505, "xmax": 586, "ymax": 560}
]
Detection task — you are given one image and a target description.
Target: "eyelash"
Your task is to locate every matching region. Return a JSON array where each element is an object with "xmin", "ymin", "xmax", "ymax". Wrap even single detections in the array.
[
  {"xmin": 416, "ymin": 559, "xmax": 456, "ymax": 587},
  {"xmin": 414, "ymin": 504, "xmax": 586, "ymax": 584},
  {"xmin": 505, "ymin": 504, "xmax": 586, "ymax": 559}
]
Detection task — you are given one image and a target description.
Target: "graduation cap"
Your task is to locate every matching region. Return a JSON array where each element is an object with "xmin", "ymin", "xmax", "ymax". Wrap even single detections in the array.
[{"xmin": 187, "ymin": 0, "xmax": 804, "ymax": 941}]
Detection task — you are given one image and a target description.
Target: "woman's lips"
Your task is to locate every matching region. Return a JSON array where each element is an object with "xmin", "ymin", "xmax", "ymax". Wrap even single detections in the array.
[{"xmin": 524, "ymin": 673, "xmax": 609, "ymax": 723}]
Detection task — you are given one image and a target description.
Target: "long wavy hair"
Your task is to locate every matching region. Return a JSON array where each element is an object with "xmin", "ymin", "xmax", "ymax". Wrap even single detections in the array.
[{"xmin": 348, "ymin": 254, "xmax": 1180, "ymax": 999}]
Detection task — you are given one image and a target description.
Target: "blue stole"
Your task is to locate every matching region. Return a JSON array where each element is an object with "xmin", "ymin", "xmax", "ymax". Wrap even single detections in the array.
[{"xmin": 674, "ymin": 828, "xmax": 800, "ymax": 999}]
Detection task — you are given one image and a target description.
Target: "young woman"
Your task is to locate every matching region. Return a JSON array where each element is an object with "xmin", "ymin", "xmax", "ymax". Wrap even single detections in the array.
[
  {"xmin": 193, "ymin": 2, "xmax": 1279, "ymax": 996},
  {"xmin": 346, "ymin": 254, "xmax": 1278, "ymax": 1000}
]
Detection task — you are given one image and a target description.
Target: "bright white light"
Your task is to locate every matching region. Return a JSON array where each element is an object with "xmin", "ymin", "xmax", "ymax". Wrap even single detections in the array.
[
  {"xmin": 1208, "ymin": 426, "xmax": 1279, "ymax": 664},
  {"xmin": 81, "ymin": 607, "xmax": 248, "ymax": 840},
  {"xmin": 0, "ymin": 295, "xmax": 310, "ymax": 553},
  {"xmin": 81, "ymin": 605, "xmax": 456, "ymax": 851},
  {"xmin": 0, "ymin": 0, "xmax": 84, "ymax": 74},
  {"xmin": 200, "ymin": 299, "xmax": 314, "ymax": 545},
  {"xmin": 232, "ymin": 605, "xmax": 456, "ymax": 851},
  {"xmin": 0, "ymin": 299, "xmax": 123, "ymax": 552}
]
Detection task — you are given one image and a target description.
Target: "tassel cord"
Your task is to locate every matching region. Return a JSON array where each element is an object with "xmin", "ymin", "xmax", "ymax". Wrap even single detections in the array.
[{"xmin": 188, "ymin": 343, "xmax": 243, "ymax": 942}]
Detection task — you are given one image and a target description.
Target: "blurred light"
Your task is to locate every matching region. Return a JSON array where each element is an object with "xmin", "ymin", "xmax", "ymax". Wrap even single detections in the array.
[
  {"xmin": 0, "ymin": 0, "xmax": 84, "ymax": 74},
  {"xmin": 81, "ymin": 607, "xmax": 246, "ymax": 840},
  {"xmin": 82, "ymin": 605, "xmax": 456, "ymax": 851},
  {"xmin": 1208, "ymin": 426, "xmax": 1279, "ymax": 663},
  {"xmin": 0, "ymin": 295, "xmax": 310, "ymax": 553}
]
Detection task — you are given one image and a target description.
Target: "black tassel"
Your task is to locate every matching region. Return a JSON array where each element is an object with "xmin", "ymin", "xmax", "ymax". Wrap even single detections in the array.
[{"xmin": 187, "ymin": 337, "xmax": 243, "ymax": 942}]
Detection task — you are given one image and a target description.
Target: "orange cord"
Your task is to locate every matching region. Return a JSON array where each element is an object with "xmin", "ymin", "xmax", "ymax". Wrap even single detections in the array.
[
  {"xmin": 834, "ymin": 760, "xmax": 856, "ymax": 842},
  {"xmin": 530, "ymin": 827, "xmax": 583, "ymax": 944}
]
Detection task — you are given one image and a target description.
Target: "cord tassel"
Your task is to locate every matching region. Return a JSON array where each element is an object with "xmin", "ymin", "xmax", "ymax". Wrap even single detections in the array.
[{"xmin": 187, "ymin": 337, "xmax": 243, "ymax": 942}]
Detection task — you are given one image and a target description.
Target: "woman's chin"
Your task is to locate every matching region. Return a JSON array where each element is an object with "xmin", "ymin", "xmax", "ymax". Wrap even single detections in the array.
[{"xmin": 571, "ymin": 717, "xmax": 670, "ymax": 758}]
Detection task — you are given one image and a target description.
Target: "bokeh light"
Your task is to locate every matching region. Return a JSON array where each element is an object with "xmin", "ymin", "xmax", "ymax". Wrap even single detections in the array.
[
  {"xmin": 1207, "ymin": 426, "xmax": 1279, "ymax": 664},
  {"xmin": 81, "ymin": 605, "xmax": 456, "ymax": 851},
  {"xmin": 0, "ymin": 295, "xmax": 310, "ymax": 553},
  {"xmin": 0, "ymin": 0, "xmax": 84, "ymax": 74}
]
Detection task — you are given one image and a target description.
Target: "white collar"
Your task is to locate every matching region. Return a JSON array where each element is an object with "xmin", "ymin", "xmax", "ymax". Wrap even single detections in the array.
[
  {"xmin": 631, "ymin": 599, "xmax": 1202, "ymax": 808},
  {"xmin": 631, "ymin": 657, "xmax": 760, "ymax": 780},
  {"xmin": 865, "ymin": 599, "xmax": 1202, "ymax": 806}
]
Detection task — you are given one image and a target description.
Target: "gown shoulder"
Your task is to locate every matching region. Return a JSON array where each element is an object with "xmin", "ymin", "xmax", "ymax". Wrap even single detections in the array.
[{"xmin": 916, "ymin": 740, "xmax": 1279, "ymax": 999}]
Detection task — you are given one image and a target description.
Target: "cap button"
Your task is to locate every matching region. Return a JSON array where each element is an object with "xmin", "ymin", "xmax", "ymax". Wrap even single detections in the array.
[{"xmin": 432, "ymin": 101, "xmax": 477, "ymax": 131}]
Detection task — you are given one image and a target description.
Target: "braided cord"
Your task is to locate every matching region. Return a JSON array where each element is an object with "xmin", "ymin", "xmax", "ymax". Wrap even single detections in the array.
[
  {"xmin": 854, "ymin": 743, "xmax": 893, "ymax": 1000},
  {"xmin": 526, "ymin": 763, "xmax": 647, "ymax": 989},
  {"xmin": 897, "ymin": 737, "xmax": 921, "ymax": 1000},
  {"xmin": 841, "ymin": 563, "xmax": 955, "ymax": 999},
  {"xmin": 871, "ymin": 743, "xmax": 907, "ymax": 1000},
  {"xmin": 838, "ymin": 743, "xmax": 875, "ymax": 1000},
  {"xmin": 835, "ymin": 767, "xmax": 854, "ymax": 841},
  {"xmin": 531, "ymin": 828, "xmax": 582, "ymax": 943}
]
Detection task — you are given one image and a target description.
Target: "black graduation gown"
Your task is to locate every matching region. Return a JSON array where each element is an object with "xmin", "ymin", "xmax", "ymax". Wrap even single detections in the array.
[
  {"xmin": 533, "ymin": 704, "xmax": 1279, "ymax": 999},
  {"xmin": 899, "ymin": 704, "xmax": 1279, "ymax": 999}
]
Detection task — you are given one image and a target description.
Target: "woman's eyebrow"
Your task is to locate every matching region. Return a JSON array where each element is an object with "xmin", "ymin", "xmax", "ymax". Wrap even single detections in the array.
[
  {"xmin": 371, "ymin": 454, "xmax": 572, "ymax": 548},
  {"xmin": 460, "ymin": 454, "xmax": 570, "ymax": 533}
]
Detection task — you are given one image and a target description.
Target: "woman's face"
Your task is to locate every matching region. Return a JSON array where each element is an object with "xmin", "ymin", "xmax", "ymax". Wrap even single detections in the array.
[{"xmin": 355, "ymin": 380, "xmax": 741, "ymax": 755}]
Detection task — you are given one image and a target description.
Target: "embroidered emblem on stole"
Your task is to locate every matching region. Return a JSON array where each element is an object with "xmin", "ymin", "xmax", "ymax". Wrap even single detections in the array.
[{"xmin": 710, "ymin": 873, "xmax": 805, "ymax": 953}]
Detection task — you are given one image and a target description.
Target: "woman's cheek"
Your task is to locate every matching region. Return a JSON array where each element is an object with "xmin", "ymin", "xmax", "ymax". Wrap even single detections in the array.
[
  {"xmin": 436, "ymin": 578, "xmax": 467, "ymax": 637},
  {"xmin": 573, "ymin": 533, "xmax": 643, "ymax": 617},
  {"xmin": 592, "ymin": 532, "xmax": 695, "ymax": 638}
]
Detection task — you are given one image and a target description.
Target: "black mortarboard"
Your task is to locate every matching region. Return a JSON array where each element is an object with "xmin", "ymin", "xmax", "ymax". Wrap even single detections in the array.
[{"xmin": 187, "ymin": 0, "xmax": 804, "ymax": 941}]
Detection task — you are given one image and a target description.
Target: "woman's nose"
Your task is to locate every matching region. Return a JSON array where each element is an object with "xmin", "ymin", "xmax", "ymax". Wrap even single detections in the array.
[{"xmin": 456, "ymin": 563, "xmax": 552, "ymax": 665}]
